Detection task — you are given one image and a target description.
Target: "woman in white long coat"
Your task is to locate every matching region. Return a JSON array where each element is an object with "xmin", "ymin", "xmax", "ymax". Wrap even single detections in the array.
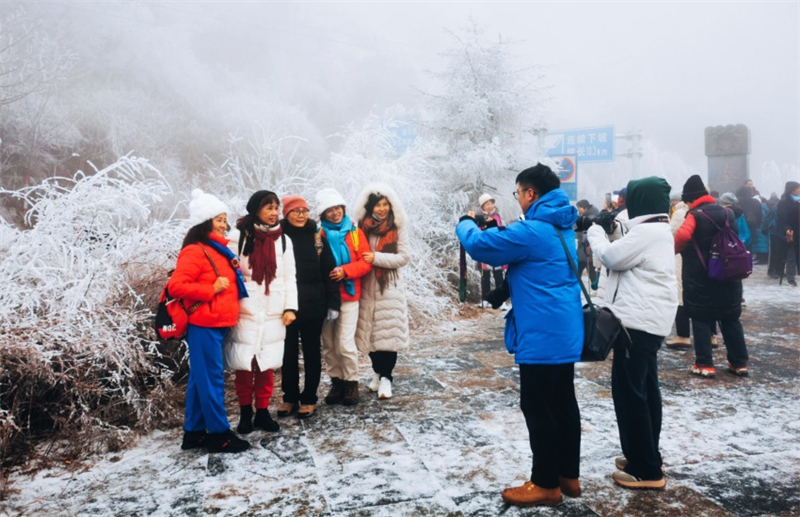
[
  {"xmin": 225, "ymin": 190, "xmax": 298, "ymax": 434},
  {"xmin": 354, "ymin": 183, "xmax": 410, "ymax": 399}
]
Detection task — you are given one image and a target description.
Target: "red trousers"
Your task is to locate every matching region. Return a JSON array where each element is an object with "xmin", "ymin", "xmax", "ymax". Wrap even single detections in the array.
[{"xmin": 233, "ymin": 358, "xmax": 274, "ymax": 409}]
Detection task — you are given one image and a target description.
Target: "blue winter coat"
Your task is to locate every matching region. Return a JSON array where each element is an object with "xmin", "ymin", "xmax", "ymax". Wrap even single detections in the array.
[{"xmin": 456, "ymin": 188, "xmax": 583, "ymax": 364}]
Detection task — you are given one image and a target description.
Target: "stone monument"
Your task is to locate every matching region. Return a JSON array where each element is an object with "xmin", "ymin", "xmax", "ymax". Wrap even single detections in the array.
[{"xmin": 705, "ymin": 124, "xmax": 750, "ymax": 195}]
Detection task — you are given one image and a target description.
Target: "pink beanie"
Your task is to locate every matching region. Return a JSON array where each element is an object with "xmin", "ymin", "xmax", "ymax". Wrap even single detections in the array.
[{"xmin": 282, "ymin": 195, "xmax": 309, "ymax": 217}]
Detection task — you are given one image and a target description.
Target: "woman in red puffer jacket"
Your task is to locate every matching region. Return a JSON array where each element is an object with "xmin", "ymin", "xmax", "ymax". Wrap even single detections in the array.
[{"xmin": 168, "ymin": 189, "xmax": 249, "ymax": 454}]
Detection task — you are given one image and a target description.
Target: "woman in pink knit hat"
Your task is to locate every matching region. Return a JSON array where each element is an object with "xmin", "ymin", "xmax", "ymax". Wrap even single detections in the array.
[{"xmin": 277, "ymin": 195, "xmax": 341, "ymax": 418}]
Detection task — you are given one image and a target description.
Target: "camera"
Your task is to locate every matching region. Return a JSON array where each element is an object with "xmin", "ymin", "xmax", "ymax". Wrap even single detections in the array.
[
  {"xmin": 475, "ymin": 214, "xmax": 498, "ymax": 230},
  {"xmin": 575, "ymin": 211, "xmax": 617, "ymax": 234}
]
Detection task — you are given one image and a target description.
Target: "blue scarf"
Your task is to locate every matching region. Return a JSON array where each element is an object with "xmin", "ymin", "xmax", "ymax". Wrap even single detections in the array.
[
  {"xmin": 321, "ymin": 215, "xmax": 356, "ymax": 296},
  {"xmin": 206, "ymin": 239, "xmax": 249, "ymax": 300}
]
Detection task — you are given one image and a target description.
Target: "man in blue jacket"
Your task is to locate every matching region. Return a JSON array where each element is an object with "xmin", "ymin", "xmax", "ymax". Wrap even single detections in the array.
[{"xmin": 456, "ymin": 163, "xmax": 584, "ymax": 507}]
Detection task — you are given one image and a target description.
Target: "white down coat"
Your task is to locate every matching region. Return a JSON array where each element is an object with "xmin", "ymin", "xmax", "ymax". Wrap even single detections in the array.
[
  {"xmin": 587, "ymin": 214, "xmax": 678, "ymax": 337},
  {"xmin": 224, "ymin": 227, "xmax": 298, "ymax": 371},
  {"xmin": 354, "ymin": 184, "xmax": 410, "ymax": 354}
]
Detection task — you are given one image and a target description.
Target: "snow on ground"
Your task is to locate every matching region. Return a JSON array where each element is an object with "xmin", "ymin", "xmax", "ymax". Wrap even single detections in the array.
[{"xmin": 3, "ymin": 265, "xmax": 798, "ymax": 516}]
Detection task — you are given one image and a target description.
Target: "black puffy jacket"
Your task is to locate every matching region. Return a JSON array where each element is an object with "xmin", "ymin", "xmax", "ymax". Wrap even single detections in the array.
[
  {"xmin": 281, "ymin": 219, "xmax": 341, "ymax": 321},
  {"xmin": 680, "ymin": 200, "xmax": 743, "ymax": 321}
]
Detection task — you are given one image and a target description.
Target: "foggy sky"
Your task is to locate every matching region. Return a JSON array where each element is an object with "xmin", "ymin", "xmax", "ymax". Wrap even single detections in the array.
[{"xmin": 38, "ymin": 1, "xmax": 800, "ymax": 174}]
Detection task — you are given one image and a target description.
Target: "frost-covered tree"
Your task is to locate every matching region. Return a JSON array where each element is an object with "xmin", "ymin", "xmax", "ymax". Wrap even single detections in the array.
[
  {"xmin": 0, "ymin": 156, "xmax": 185, "ymax": 467},
  {"xmin": 421, "ymin": 19, "xmax": 549, "ymax": 223}
]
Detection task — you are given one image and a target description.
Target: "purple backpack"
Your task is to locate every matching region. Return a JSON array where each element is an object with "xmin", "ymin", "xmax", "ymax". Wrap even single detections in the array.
[{"xmin": 693, "ymin": 209, "xmax": 753, "ymax": 281}]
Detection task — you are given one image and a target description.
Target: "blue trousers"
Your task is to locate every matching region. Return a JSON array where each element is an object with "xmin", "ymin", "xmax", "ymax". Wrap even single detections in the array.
[{"xmin": 184, "ymin": 324, "xmax": 230, "ymax": 434}]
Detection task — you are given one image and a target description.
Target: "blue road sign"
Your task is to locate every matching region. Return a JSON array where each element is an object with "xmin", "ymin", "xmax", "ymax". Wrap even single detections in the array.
[{"xmin": 545, "ymin": 126, "xmax": 615, "ymax": 163}]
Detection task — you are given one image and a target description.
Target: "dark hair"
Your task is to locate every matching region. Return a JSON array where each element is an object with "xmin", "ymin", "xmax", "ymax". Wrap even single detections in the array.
[
  {"xmin": 576, "ymin": 199, "xmax": 590, "ymax": 209},
  {"xmin": 709, "ymin": 190, "xmax": 720, "ymax": 199},
  {"xmin": 515, "ymin": 163, "xmax": 560, "ymax": 196},
  {"xmin": 320, "ymin": 205, "xmax": 346, "ymax": 223},
  {"xmin": 181, "ymin": 219, "xmax": 214, "ymax": 249},
  {"xmin": 784, "ymin": 181, "xmax": 800, "ymax": 198},
  {"xmin": 236, "ymin": 192, "xmax": 281, "ymax": 256},
  {"xmin": 364, "ymin": 193, "xmax": 392, "ymax": 219}
]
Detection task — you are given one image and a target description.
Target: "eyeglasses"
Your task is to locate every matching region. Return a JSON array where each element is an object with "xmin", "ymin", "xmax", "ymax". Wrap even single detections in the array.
[
  {"xmin": 513, "ymin": 188, "xmax": 534, "ymax": 200},
  {"xmin": 289, "ymin": 209, "xmax": 310, "ymax": 216}
]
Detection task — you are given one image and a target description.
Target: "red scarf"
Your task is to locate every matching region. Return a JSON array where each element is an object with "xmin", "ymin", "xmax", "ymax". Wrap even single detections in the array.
[
  {"xmin": 361, "ymin": 215, "xmax": 399, "ymax": 294},
  {"xmin": 249, "ymin": 225, "xmax": 281, "ymax": 294}
]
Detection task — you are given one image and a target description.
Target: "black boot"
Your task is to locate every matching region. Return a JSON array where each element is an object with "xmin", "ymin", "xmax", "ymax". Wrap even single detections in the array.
[
  {"xmin": 181, "ymin": 430, "xmax": 207, "ymax": 450},
  {"xmin": 206, "ymin": 429, "xmax": 250, "ymax": 454},
  {"xmin": 341, "ymin": 380, "xmax": 359, "ymax": 406},
  {"xmin": 237, "ymin": 405, "xmax": 254, "ymax": 435},
  {"xmin": 325, "ymin": 377, "xmax": 344, "ymax": 405},
  {"xmin": 253, "ymin": 408, "xmax": 280, "ymax": 432}
]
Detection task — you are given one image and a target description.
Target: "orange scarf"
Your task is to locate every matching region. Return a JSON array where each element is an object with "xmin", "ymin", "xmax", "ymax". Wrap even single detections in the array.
[{"xmin": 361, "ymin": 215, "xmax": 399, "ymax": 294}]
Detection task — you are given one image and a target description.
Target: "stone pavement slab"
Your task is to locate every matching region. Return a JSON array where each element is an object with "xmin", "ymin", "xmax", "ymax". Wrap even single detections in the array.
[{"xmin": 3, "ymin": 267, "xmax": 798, "ymax": 516}]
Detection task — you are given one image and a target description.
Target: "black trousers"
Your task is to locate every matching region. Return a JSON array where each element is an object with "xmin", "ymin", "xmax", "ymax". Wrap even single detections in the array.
[
  {"xmin": 481, "ymin": 269, "xmax": 505, "ymax": 300},
  {"xmin": 519, "ymin": 363, "xmax": 581, "ymax": 488},
  {"xmin": 692, "ymin": 317, "xmax": 748, "ymax": 368},
  {"xmin": 281, "ymin": 317, "xmax": 324, "ymax": 405},
  {"xmin": 674, "ymin": 305, "xmax": 690, "ymax": 338},
  {"xmin": 369, "ymin": 351, "xmax": 398, "ymax": 381},
  {"xmin": 768, "ymin": 235, "xmax": 783, "ymax": 276},
  {"xmin": 612, "ymin": 329, "xmax": 664, "ymax": 481}
]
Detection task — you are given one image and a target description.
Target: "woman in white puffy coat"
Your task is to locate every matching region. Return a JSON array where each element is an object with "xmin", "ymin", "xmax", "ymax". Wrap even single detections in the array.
[
  {"xmin": 354, "ymin": 183, "xmax": 410, "ymax": 400},
  {"xmin": 225, "ymin": 190, "xmax": 298, "ymax": 434}
]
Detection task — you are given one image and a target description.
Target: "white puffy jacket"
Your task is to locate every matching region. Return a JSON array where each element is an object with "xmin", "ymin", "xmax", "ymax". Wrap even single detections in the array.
[
  {"xmin": 224, "ymin": 227, "xmax": 298, "ymax": 371},
  {"xmin": 586, "ymin": 214, "xmax": 678, "ymax": 336}
]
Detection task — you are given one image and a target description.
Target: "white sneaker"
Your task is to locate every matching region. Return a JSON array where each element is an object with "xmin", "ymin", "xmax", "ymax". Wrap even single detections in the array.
[
  {"xmin": 477, "ymin": 300, "xmax": 490, "ymax": 308},
  {"xmin": 368, "ymin": 373, "xmax": 380, "ymax": 392},
  {"xmin": 378, "ymin": 377, "xmax": 392, "ymax": 399}
]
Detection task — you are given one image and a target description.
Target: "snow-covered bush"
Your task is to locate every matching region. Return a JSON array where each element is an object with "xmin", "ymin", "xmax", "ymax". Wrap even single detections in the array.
[{"xmin": 0, "ymin": 156, "xmax": 184, "ymax": 467}]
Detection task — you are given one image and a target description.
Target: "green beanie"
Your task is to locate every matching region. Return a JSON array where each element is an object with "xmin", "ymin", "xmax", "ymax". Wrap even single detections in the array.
[{"xmin": 626, "ymin": 176, "xmax": 672, "ymax": 218}]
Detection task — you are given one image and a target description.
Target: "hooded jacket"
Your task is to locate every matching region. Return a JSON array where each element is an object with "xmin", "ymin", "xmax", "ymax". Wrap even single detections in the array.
[
  {"xmin": 456, "ymin": 188, "xmax": 583, "ymax": 364},
  {"xmin": 587, "ymin": 176, "xmax": 677, "ymax": 336},
  {"xmin": 353, "ymin": 183, "xmax": 411, "ymax": 354}
]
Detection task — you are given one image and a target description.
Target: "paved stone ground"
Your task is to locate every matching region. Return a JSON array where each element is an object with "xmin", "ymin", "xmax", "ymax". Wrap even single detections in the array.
[{"xmin": 4, "ymin": 266, "xmax": 799, "ymax": 516}]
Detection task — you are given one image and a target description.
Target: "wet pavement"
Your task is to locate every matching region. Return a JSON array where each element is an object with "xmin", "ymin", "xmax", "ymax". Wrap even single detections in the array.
[{"xmin": 4, "ymin": 266, "xmax": 799, "ymax": 516}]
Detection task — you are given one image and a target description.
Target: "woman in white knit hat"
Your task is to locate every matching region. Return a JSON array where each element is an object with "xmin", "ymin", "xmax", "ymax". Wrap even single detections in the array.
[
  {"xmin": 169, "ymin": 189, "xmax": 250, "ymax": 454},
  {"xmin": 315, "ymin": 188, "xmax": 372, "ymax": 406}
]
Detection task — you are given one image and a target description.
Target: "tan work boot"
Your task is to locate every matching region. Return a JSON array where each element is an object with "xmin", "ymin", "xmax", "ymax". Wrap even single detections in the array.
[
  {"xmin": 297, "ymin": 404, "xmax": 316, "ymax": 419},
  {"xmin": 501, "ymin": 481, "xmax": 562, "ymax": 507},
  {"xmin": 665, "ymin": 336, "xmax": 692, "ymax": 349},
  {"xmin": 558, "ymin": 477, "xmax": 581, "ymax": 497},
  {"xmin": 612, "ymin": 470, "xmax": 666, "ymax": 490}
]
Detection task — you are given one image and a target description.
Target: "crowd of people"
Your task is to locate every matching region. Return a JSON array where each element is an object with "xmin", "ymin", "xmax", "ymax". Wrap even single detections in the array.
[
  {"xmin": 166, "ymin": 164, "xmax": 798, "ymax": 508},
  {"xmin": 457, "ymin": 165, "xmax": 799, "ymax": 507},
  {"xmin": 169, "ymin": 184, "xmax": 410, "ymax": 454}
]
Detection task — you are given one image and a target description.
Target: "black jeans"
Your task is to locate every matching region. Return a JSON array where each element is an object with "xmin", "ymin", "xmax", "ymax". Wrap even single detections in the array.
[
  {"xmin": 282, "ymin": 317, "xmax": 324, "ymax": 405},
  {"xmin": 577, "ymin": 255, "xmax": 598, "ymax": 284},
  {"xmin": 519, "ymin": 363, "xmax": 580, "ymax": 489},
  {"xmin": 692, "ymin": 317, "xmax": 748, "ymax": 368},
  {"xmin": 612, "ymin": 329, "xmax": 664, "ymax": 481},
  {"xmin": 369, "ymin": 351, "xmax": 398, "ymax": 381},
  {"xmin": 481, "ymin": 269, "xmax": 505, "ymax": 301}
]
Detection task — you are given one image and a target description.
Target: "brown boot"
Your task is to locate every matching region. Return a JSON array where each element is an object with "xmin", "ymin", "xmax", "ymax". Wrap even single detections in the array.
[
  {"xmin": 325, "ymin": 377, "xmax": 344, "ymax": 405},
  {"xmin": 559, "ymin": 477, "xmax": 581, "ymax": 497},
  {"xmin": 501, "ymin": 481, "xmax": 562, "ymax": 507},
  {"xmin": 341, "ymin": 380, "xmax": 359, "ymax": 406}
]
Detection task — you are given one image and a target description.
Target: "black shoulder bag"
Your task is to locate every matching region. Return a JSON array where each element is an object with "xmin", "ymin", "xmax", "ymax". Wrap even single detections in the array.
[{"xmin": 553, "ymin": 226, "xmax": 631, "ymax": 361}]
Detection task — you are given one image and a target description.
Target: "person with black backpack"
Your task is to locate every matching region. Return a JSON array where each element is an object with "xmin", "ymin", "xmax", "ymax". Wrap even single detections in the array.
[{"xmin": 674, "ymin": 175, "xmax": 749, "ymax": 378}]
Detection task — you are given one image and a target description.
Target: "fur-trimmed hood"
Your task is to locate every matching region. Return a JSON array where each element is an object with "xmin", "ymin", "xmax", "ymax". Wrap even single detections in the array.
[{"xmin": 354, "ymin": 182, "xmax": 407, "ymax": 229}]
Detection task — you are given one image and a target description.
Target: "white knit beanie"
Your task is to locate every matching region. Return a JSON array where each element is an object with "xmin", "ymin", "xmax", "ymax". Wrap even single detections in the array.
[
  {"xmin": 478, "ymin": 193, "xmax": 495, "ymax": 208},
  {"xmin": 315, "ymin": 188, "xmax": 347, "ymax": 216},
  {"xmin": 188, "ymin": 188, "xmax": 228, "ymax": 226}
]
